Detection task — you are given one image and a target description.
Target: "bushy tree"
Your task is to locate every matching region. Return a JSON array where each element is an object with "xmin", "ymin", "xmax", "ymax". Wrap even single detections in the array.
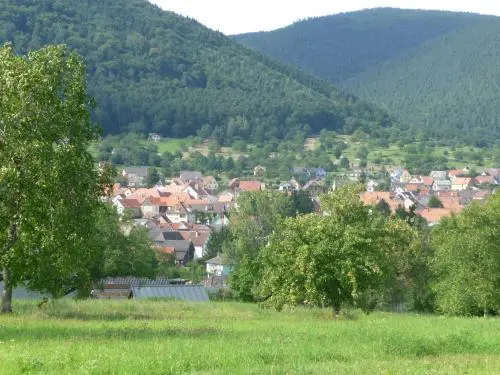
[
  {"xmin": 430, "ymin": 194, "xmax": 500, "ymax": 316},
  {"xmin": 0, "ymin": 45, "xmax": 110, "ymax": 312},
  {"xmin": 228, "ymin": 191, "xmax": 294, "ymax": 301},
  {"xmin": 257, "ymin": 185, "xmax": 416, "ymax": 313}
]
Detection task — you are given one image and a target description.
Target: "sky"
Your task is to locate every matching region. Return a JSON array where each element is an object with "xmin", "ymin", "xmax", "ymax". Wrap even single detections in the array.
[{"xmin": 150, "ymin": 0, "xmax": 500, "ymax": 34}]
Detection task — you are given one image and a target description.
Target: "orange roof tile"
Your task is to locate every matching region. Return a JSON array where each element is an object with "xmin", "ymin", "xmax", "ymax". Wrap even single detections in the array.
[{"xmin": 240, "ymin": 181, "xmax": 262, "ymax": 192}]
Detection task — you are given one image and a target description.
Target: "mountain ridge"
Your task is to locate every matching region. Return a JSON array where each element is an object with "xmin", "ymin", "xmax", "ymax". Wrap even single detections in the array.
[
  {"xmin": 0, "ymin": 0, "xmax": 394, "ymax": 143},
  {"xmin": 235, "ymin": 8, "xmax": 500, "ymax": 145}
]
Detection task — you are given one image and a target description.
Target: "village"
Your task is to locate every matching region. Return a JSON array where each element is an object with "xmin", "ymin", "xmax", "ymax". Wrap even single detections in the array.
[{"xmin": 107, "ymin": 165, "xmax": 500, "ymax": 293}]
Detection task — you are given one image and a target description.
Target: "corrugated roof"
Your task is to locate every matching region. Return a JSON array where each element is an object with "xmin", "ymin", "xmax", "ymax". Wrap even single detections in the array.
[{"xmin": 132, "ymin": 285, "xmax": 209, "ymax": 301}]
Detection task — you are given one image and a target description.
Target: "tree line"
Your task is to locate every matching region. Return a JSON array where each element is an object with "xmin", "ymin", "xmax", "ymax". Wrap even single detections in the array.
[{"xmin": 211, "ymin": 186, "xmax": 499, "ymax": 316}]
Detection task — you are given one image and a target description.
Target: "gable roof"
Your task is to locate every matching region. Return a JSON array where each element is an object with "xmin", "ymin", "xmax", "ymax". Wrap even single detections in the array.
[
  {"xmin": 416, "ymin": 208, "xmax": 460, "ymax": 225},
  {"xmin": 120, "ymin": 198, "xmax": 142, "ymax": 208},
  {"xmin": 180, "ymin": 171, "xmax": 202, "ymax": 182},
  {"xmin": 239, "ymin": 180, "xmax": 262, "ymax": 192},
  {"xmin": 421, "ymin": 176, "xmax": 434, "ymax": 186},
  {"xmin": 475, "ymin": 175, "xmax": 495, "ymax": 184},
  {"xmin": 180, "ymin": 231, "xmax": 210, "ymax": 247},
  {"xmin": 205, "ymin": 254, "xmax": 234, "ymax": 265},
  {"xmin": 453, "ymin": 177, "xmax": 472, "ymax": 185},
  {"xmin": 123, "ymin": 167, "xmax": 149, "ymax": 178}
]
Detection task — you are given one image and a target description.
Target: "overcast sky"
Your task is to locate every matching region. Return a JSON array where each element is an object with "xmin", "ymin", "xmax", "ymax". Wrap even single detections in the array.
[{"xmin": 150, "ymin": 0, "xmax": 500, "ymax": 34}]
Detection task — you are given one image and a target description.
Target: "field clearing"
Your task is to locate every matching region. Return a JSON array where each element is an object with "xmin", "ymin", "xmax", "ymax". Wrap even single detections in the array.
[
  {"xmin": 0, "ymin": 300, "xmax": 499, "ymax": 374},
  {"xmin": 157, "ymin": 138, "xmax": 194, "ymax": 154}
]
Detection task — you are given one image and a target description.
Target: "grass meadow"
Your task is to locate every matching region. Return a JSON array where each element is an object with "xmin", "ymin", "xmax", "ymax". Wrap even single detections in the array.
[{"xmin": 0, "ymin": 300, "xmax": 499, "ymax": 374}]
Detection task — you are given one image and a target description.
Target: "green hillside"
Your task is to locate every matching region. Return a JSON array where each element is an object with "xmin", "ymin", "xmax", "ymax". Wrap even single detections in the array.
[
  {"xmin": 235, "ymin": 9, "xmax": 500, "ymax": 146},
  {"xmin": 0, "ymin": 0, "xmax": 393, "ymax": 143}
]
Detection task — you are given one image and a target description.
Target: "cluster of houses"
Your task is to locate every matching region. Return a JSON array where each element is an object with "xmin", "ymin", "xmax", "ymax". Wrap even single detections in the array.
[{"xmin": 363, "ymin": 167, "xmax": 499, "ymax": 225}]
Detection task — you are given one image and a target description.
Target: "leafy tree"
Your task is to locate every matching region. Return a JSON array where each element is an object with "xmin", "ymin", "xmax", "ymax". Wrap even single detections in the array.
[
  {"xmin": 0, "ymin": 45, "xmax": 110, "ymax": 312},
  {"xmin": 91, "ymin": 205, "xmax": 156, "ymax": 280},
  {"xmin": 146, "ymin": 167, "xmax": 160, "ymax": 187},
  {"xmin": 339, "ymin": 157, "xmax": 350, "ymax": 169},
  {"xmin": 428, "ymin": 195, "xmax": 444, "ymax": 208},
  {"xmin": 430, "ymin": 194, "xmax": 500, "ymax": 316},
  {"xmin": 257, "ymin": 185, "xmax": 416, "ymax": 313},
  {"xmin": 375, "ymin": 199, "xmax": 392, "ymax": 217},
  {"xmin": 228, "ymin": 191, "xmax": 294, "ymax": 301}
]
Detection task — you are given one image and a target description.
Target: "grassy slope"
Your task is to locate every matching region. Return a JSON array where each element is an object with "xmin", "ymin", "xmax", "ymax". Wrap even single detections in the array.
[{"xmin": 0, "ymin": 300, "xmax": 499, "ymax": 374}]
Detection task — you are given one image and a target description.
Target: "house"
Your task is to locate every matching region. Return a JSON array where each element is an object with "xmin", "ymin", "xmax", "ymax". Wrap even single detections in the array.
[
  {"xmin": 430, "ymin": 171, "xmax": 448, "ymax": 180},
  {"xmin": 217, "ymin": 190, "xmax": 235, "ymax": 204},
  {"xmin": 253, "ymin": 165, "xmax": 266, "ymax": 177},
  {"xmin": 448, "ymin": 169, "xmax": 466, "ymax": 181},
  {"xmin": 239, "ymin": 180, "xmax": 263, "ymax": 192},
  {"xmin": 203, "ymin": 176, "xmax": 219, "ymax": 192},
  {"xmin": 399, "ymin": 169, "xmax": 412, "ymax": 183},
  {"xmin": 180, "ymin": 231, "xmax": 211, "ymax": 259},
  {"xmin": 180, "ymin": 171, "xmax": 202, "ymax": 182},
  {"xmin": 91, "ymin": 284, "xmax": 133, "ymax": 299},
  {"xmin": 475, "ymin": 175, "xmax": 495, "ymax": 185},
  {"xmin": 206, "ymin": 254, "xmax": 234, "ymax": 277},
  {"xmin": 485, "ymin": 168, "xmax": 500, "ymax": 179},
  {"xmin": 416, "ymin": 208, "xmax": 458, "ymax": 226},
  {"xmin": 122, "ymin": 167, "xmax": 149, "ymax": 187},
  {"xmin": 165, "ymin": 202, "xmax": 195, "ymax": 224},
  {"xmin": 360, "ymin": 192, "xmax": 403, "ymax": 213},
  {"xmin": 157, "ymin": 240, "xmax": 195, "ymax": 266},
  {"xmin": 227, "ymin": 178, "xmax": 240, "ymax": 190},
  {"xmin": 451, "ymin": 177, "xmax": 472, "ymax": 191},
  {"xmin": 113, "ymin": 198, "xmax": 142, "ymax": 217},
  {"xmin": 421, "ymin": 176, "xmax": 434, "ymax": 188},
  {"xmin": 148, "ymin": 133, "xmax": 162, "ymax": 142},
  {"xmin": 405, "ymin": 183, "xmax": 422, "ymax": 193},
  {"xmin": 432, "ymin": 180, "xmax": 452, "ymax": 192},
  {"xmin": 302, "ymin": 180, "xmax": 324, "ymax": 197}
]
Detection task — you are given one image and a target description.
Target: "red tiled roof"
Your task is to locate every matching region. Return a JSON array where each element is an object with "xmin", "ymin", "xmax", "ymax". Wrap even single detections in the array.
[
  {"xmin": 475, "ymin": 175, "xmax": 494, "ymax": 185},
  {"xmin": 448, "ymin": 169, "xmax": 465, "ymax": 177},
  {"xmin": 239, "ymin": 180, "xmax": 262, "ymax": 191},
  {"xmin": 360, "ymin": 192, "xmax": 402, "ymax": 213},
  {"xmin": 180, "ymin": 231, "xmax": 210, "ymax": 247},
  {"xmin": 453, "ymin": 177, "xmax": 472, "ymax": 185},
  {"xmin": 416, "ymin": 208, "xmax": 460, "ymax": 224},
  {"xmin": 421, "ymin": 176, "xmax": 434, "ymax": 186},
  {"xmin": 120, "ymin": 199, "xmax": 141, "ymax": 208}
]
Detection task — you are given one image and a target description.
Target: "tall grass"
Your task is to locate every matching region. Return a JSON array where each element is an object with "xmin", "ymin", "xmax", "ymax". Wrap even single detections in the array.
[{"xmin": 0, "ymin": 300, "xmax": 498, "ymax": 374}]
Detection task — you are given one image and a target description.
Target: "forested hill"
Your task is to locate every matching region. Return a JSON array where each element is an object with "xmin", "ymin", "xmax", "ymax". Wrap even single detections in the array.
[
  {"xmin": 235, "ymin": 9, "xmax": 500, "ymax": 146},
  {"xmin": 0, "ymin": 0, "xmax": 393, "ymax": 142}
]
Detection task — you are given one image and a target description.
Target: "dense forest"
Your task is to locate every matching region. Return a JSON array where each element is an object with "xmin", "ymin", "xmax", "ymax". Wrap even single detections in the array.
[
  {"xmin": 235, "ymin": 9, "xmax": 500, "ymax": 146},
  {"xmin": 0, "ymin": 0, "xmax": 394, "ymax": 143}
]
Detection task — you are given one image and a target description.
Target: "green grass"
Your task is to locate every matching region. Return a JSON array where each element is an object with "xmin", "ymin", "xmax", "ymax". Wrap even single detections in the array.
[
  {"xmin": 157, "ymin": 138, "xmax": 194, "ymax": 154},
  {"xmin": 0, "ymin": 300, "xmax": 499, "ymax": 374}
]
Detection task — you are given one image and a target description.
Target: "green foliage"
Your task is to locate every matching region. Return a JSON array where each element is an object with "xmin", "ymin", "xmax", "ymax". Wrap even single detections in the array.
[
  {"xmin": 0, "ymin": 44, "xmax": 109, "ymax": 311},
  {"xmin": 0, "ymin": 0, "xmax": 394, "ymax": 142},
  {"xmin": 430, "ymin": 194, "xmax": 500, "ymax": 316},
  {"xmin": 91, "ymin": 205, "xmax": 157, "ymax": 281},
  {"xmin": 428, "ymin": 195, "xmax": 444, "ymax": 208},
  {"xmin": 257, "ymin": 185, "xmax": 417, "ymax": 312},
  {"xmin": 236, "ymin": 9, "xmax": 500, "ymax": 146},
  {"xmin": 227, "ymin": 191, "xmax": 295, "ymax": 301}
]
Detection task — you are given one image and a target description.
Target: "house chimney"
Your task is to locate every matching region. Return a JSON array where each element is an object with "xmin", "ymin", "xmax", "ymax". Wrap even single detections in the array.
[{"xmin": 196, "ymin": 231, "xmax": 199, "ymax": 238}]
